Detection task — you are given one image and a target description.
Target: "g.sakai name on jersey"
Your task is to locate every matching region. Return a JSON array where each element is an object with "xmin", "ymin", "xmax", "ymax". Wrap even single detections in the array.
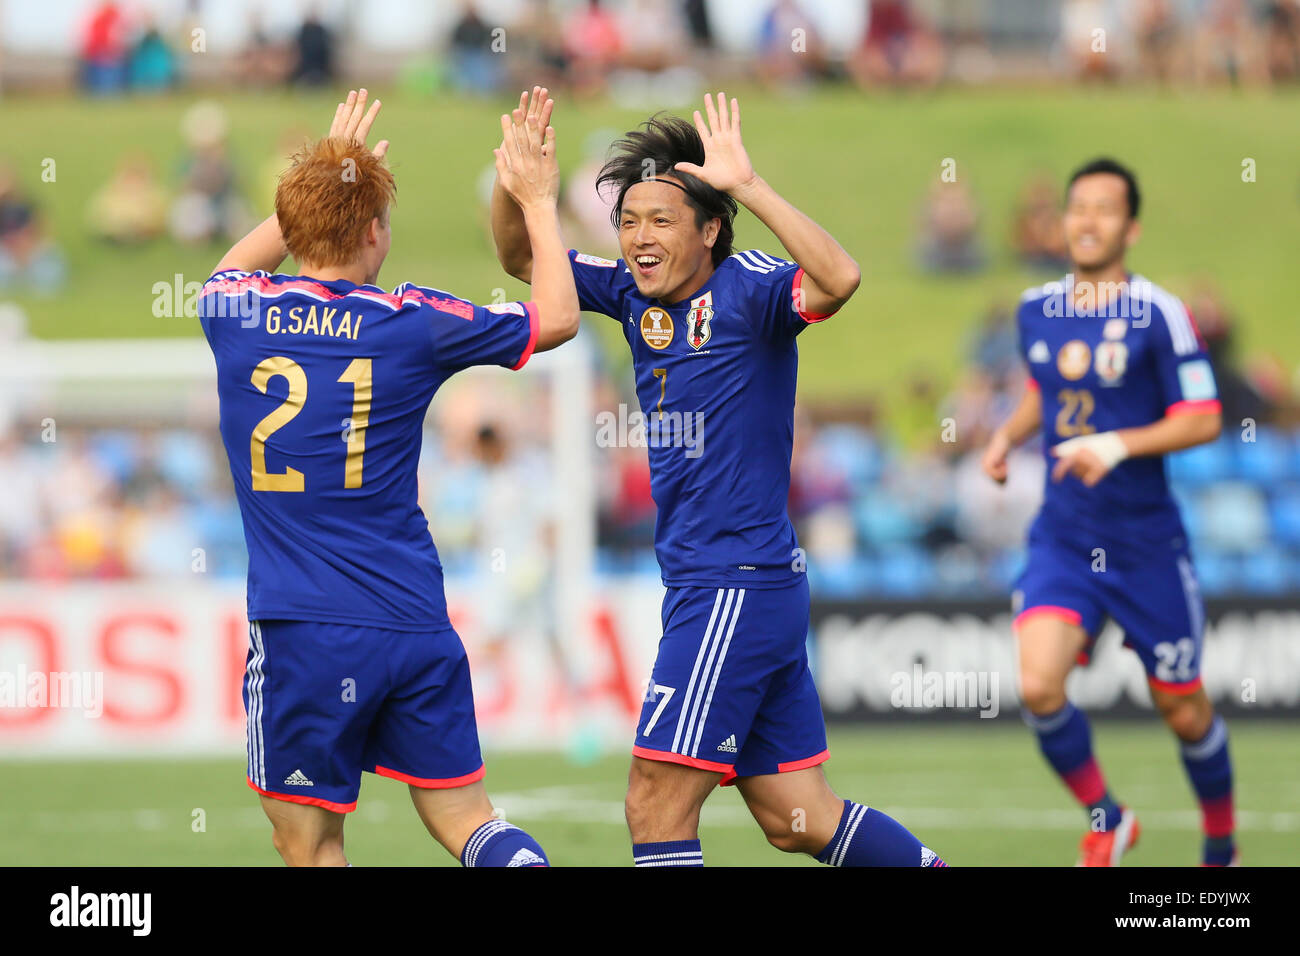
[{"xmin": 264, "ymin": 303, "xmax": 364, "ymax": 339}]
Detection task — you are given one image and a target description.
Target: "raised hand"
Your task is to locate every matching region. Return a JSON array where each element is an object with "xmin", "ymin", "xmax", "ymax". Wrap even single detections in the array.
[
  {"xmin": 329, "ymin": 88, "xmax": 389, "ymax": 159},
  {"xmin": 674, "ymin": 92, "xmax": 757, "ymax": 195},
  {"xmin": 494, "ymin": 87, "xmax": 559, "ymax": 210},
  {"xmin": 505, "ymin": 86, "xmax": 554, "ymax": 149}
]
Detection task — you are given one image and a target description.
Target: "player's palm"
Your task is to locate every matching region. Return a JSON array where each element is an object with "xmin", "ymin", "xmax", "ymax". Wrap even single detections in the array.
[
  {"xmin": 329, "ymin": 88, "xmax": 389, "ymax": 158},
  {"xmin": 675, "ymin": 92, "xmax": 756, "ymax": 194},
  {"xmin": 495, "ymin": 91, "xmax": 559, "ymax": 210}
]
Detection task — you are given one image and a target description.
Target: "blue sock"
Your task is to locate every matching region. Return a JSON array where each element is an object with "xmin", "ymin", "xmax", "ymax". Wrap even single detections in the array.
[
  {"xmin": 1179, "ymin": 714, "xmax": 1235, "ymax": 865},
  {"xmin": 460, "ymin": 820, "xmax": 549, "ymax": 867},
  {"xmin": 632, "ymin": 839, "xmax": 703, "ymax": 867},
  {"xmin": 1024, "ymin": 703, "xmax": 1121, "ymax": 831},
  {"xmin": 815, "ymin": 800, "xmax": 946, "ymax": 867}
]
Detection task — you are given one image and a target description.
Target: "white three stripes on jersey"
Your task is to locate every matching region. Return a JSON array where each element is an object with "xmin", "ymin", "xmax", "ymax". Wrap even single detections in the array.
[
  {"xmin": 669, "ymin": 588, "xmax": 746, "ymax": 759},
  {"xmin": 731, "ymin": 249, "xmax": 790, "ymax": 274},
  {"xmin": 246, "ymin": 623, "xmax": 267, "ymax": 789}
]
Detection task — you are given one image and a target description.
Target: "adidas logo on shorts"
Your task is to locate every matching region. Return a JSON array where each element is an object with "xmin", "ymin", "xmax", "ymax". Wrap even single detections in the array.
[
  {"xmin": 283, "ymin": 769, "xmax": 315, "ymax": 787},
  {"xmin": 717, "ymin": 734, "xmax": 738, "ymax": 753}
]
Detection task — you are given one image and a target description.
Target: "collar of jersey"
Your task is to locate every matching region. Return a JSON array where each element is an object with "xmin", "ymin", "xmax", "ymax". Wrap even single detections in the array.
[{"xmin": 1058, "ymin": 270, "xmax": 1137, "ymax": 316}]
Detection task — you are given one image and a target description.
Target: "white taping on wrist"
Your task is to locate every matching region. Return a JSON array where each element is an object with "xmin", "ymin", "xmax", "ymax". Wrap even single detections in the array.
[{"xmin": 1054, "ymin": 431, "xmax": 1129, "ymax": 470}]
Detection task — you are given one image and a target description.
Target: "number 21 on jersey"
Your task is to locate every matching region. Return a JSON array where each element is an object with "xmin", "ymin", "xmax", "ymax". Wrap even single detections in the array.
[{"xmin": 249, "ymin": 356, "xmax": 372, "ymax": 492}]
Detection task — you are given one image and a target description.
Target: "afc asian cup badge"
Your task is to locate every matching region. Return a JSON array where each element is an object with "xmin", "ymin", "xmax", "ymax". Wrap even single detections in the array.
[
  {"xmin": 640, "ymin": 306, "xmax": 674, "ymax": 350},
  {"xmin": 1094, "ymin": 340, "xmax": 1128, "ymax": 384},
  {"xmin": 687, "ymin": 291, "xmax": 714, "ymax": 350},
  {"xmin": 1057, "ymin": 339, "xmax": 1092, "ymax": 381}
]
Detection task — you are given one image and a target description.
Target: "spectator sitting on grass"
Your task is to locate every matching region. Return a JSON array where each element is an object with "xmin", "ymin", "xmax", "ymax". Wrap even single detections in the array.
[
  {"xmin": 916, "ymin": 180, "xmax": 986, "ymax": 274},
  {"xmin": 1011, "ymin": 174, "xmax": 1069, "ymax": 272},
  {"xmin": 0, "ymin": 168, "xmax": 65, "ymax": 293},
  {"xmin": 88, "ymin": 154, "xmax": 168, "ymax": 244}
]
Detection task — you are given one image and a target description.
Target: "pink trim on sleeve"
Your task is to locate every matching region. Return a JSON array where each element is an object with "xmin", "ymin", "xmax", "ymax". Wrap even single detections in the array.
[
  {"xmin": 1166, "ymin": 399, "xmax": 1221, "ymax": 417},
  {"xmin": 792, "ymin": 267, "xmax": 838, "ymax": 323},
  {"xmin": 511, "ymin": 301, "xmax": 540, "ymax": 370}
]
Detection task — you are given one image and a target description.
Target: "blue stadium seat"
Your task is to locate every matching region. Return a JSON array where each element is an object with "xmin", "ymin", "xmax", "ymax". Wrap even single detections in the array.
[
  {"xmin": 933, "ymin": 545, "xmax": 982, "ymax": 596},
  {"xmin": 875, "ymin": 546, "xmax": 933, "ymax": 597},
  {"xmin": 986, "ymin": 548, "xmax": 1027, "ymax": 593},
  {"xmin": 1270, "ymin": 487, "xmax": 1300, "ymax": 546},
  {"xmin": 1198, "ymin": 482, "xmax": 1270, "ymax": 552},
  {"xmin": 1232, "ymin": 425, "xmax": 1290, "ymax": 484},
  {"xmin": 1239, "ymin": 547, "xmax": 1290, "ymax": 595},
  {"xmin": 1167, "ymin": 437, "xmax": 1234, "ymax": 487},
  {"xmin": 159, "ymin": 430, "xmax": 216, "ymax": 495},
  {"xmin": 855, "ymin": 493, "xmax": 922, "ymax": 546},
  {"xmin": 819, "ymin": 425, "xmax": 887, "ymax": 487},
  {"xmin": 1191, "ymin": 550, "xmax": 1237, "ymax": 596},
  {"xmin": 809, "ymin": 556, "xmax": 877, "ymax": 598}
]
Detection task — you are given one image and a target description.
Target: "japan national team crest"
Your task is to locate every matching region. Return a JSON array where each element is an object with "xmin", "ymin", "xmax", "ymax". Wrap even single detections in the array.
[
  {"xmin": 1057, "ymin": 339, "xmax": 1092, "ymax": 381},
  {"xmin": 1094, "ymin": 340, "xmax": 1128, "ymax": 384},
  {"xmin": 687, "ymin": 291, "xmax": 714, "ymax": 350},
  {"xmin": 640, "ymin": 306, "xmax": 674, "ymax": 350}
]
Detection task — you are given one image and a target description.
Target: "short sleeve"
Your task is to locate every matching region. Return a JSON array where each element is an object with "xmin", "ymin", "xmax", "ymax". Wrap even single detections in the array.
[
  {"xmin": 198, "ymin": 269, "xmax": 270, "ymax": 321},
  {"xmin": 404, "ymin": 285, "xmax": 538, "ymax": 373},
  {"xmin": 1149, "ymin": 294, "xmax": 1220, "ymax": 416},
  {"xmin": 569, "ymin": 249, "xmax": 631, "ymax": 318},
  {"xmin": 734, "ymin": 250, "xmax": 836, "ymax": 340}
]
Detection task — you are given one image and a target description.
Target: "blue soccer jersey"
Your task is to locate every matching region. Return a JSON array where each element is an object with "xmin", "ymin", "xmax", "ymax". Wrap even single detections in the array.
[
  {"xmin": 1014, "ymin": 275, "xmax": 1220, "ymax": 691},
  {"xmin": 1017, "ymin": 274, "xmax": 1221, "ymax": 544},
  {"xmin": 198, "ymin": 270, "xmax": 538, "ymax": 631},
  {"xmin": 571, "ymin": 248, "xmax": 829, "ymax": 588}
]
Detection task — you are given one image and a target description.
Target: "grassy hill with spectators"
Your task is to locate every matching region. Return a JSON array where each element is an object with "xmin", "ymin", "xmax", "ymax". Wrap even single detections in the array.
[{"xmin": 6, "ymin": 85, "xmax": 1299, "ymax": 412}]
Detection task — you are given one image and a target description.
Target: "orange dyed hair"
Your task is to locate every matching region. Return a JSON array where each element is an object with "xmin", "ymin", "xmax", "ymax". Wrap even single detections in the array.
[{"xmin": 275, "ymin": 137, "xmax": 396, "ymax": 267}]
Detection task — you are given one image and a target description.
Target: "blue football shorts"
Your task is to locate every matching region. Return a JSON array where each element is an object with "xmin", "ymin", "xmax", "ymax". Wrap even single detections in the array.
[
  {"xmin": 243, "ymin": 619, "xmax": 484, "ymax": 812},
  {"xmin": 632, "ymin": 578, "xmax": 829, "ymax": 785},
  {"xmin": 1014, "ymin": 520, "xmax": 1207, "ymax": 694}
]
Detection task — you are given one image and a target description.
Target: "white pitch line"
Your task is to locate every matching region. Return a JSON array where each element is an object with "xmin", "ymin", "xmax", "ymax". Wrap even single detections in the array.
[{"xmin": 6, "ymin": 791, "xmax": 1299, "ymax": 834}]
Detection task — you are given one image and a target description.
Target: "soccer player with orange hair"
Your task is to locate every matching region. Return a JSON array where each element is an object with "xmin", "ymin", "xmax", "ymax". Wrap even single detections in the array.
[{"xmin": 199, "ymin": 90, "xmax": 578, "ymax": 866}]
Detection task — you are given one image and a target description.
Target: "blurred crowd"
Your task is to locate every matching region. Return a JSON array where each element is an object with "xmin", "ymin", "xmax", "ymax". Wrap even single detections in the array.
[
  {"xmin": 3, "ymin": 0, "xmax": 1297, "ymax": 600},
  {"xmin": 58, "ymin": 0, "xmax": 1300, "ymax": 99},
  {"xmin": 7, "ymin": 297, "xmax": 1300, "ymax": 598}
]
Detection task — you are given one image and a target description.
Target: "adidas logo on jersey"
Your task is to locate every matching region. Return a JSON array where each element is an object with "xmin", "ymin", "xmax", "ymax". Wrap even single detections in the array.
[
  {"xmin": 717, "ymin": 734, "xmax": 738, "ymax": 753},
  {"xmin": 283, "ymin": 769, "xmax": 314, "ymax": 787},
  {"xmin": 1028, "ymin": 340, "xmax": 1050, "ymax": 363},
  {"xmin": 507, "ymin": 848, "xmax": 546, "ymax": 867}
]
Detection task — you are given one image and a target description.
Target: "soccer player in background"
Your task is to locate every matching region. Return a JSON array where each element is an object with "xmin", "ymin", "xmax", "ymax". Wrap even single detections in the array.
[
  {"xmin": 493, "ymin": 88, "xmax": 946, "ymax": 867},
  {"xmin": 199, "ymin": 90, "xmax": 578, "ymax": 866},
  {"xmin": 981, "ymin": 159, "xmax": 1235, "ymax": 866}
]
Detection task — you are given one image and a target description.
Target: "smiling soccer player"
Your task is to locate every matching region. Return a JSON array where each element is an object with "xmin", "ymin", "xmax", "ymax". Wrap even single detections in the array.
[
  {"xmin": 982, "ymin": 158, "xmax": 1235, "ymax": 867},
  {"xmin": 494, "ymin": 89, "xmax": 946, "ymax": 867},
  {"xmin": 199, "ymin": 90, "xmax": 577, "ymax": 866}
]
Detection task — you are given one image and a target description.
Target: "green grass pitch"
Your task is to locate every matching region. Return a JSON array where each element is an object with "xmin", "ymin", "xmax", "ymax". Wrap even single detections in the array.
[{"xmin": 3, "ymin": 722, "xmax": 1296, "ymax": 866}]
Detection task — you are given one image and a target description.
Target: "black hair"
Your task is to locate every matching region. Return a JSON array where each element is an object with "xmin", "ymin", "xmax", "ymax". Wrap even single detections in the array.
[
  {"xmin": 597, "ymin": 113, "xmax": 736, "ymax": 267},
  {"xmin": 1067, "ymin": 157, "xmax": 1141, "ymax": 219}
]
